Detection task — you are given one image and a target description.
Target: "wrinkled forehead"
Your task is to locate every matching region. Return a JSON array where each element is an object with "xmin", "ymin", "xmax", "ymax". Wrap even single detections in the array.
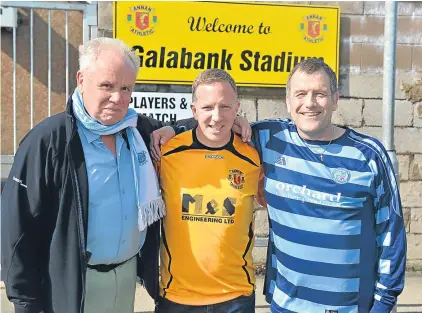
[
  {"xmin": 89, "ymin": 48, "xmax": 137, "ymax": 73},
  {"xmin": 85, "ymin": 59, "xmax": 137, "ymax": 85}
]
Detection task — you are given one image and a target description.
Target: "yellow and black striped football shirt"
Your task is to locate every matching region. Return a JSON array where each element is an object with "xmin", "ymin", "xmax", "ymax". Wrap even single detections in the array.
[{"xmin": 157, "ymin": 129, "xmax": 261, "ymax": 305}]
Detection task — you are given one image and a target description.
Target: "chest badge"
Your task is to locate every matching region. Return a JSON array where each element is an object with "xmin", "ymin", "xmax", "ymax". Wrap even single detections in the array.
[
  {"xmin": 228, "ymin": 169, "xmax": 245, "ymax": 189},
  {"xmin": 332, "ymin": 168, "xmax": 351, "ymax": 184},
  {"xmin": 137, "ymin": 151, "xmax": 148, "ymax": 165}
]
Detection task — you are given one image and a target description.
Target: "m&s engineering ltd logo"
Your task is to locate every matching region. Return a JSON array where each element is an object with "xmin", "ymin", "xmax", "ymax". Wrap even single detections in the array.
[
  {"xmin": 127, "ymin": 5, "xmax": 158, "ymax": 36},
  {"xmin": 300, "ymin": 14, "xmax": 328, "ymax": 43}
]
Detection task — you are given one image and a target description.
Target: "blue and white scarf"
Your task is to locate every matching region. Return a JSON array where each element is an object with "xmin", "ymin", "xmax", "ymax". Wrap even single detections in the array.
[{"xmin": 72, "ymin": 88, "xmax": 165, "ymax": 231}]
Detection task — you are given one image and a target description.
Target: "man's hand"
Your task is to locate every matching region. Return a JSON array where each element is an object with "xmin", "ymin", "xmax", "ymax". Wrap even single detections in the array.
[
  {"xmin": 150, "ymin": 126, "xmax": 176, "ymax": 161},
  {"xmin": 233, "ymin": 116, "xmax": 252, "ymax": 143}
]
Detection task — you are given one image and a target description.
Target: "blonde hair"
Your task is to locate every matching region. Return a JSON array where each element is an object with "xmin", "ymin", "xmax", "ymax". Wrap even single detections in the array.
[{"xmin": 78, "ymin": 37, "xmax": 140, "ymax": 73}]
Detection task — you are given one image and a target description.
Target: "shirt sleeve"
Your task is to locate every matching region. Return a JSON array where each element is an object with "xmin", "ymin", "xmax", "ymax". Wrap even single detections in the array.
[
  {"xmin": 250, "ymin": 123, "xmax": 262, "ymax": 163},
  {"xmin": 370, "ymin": 147, "xmax": 407, "ymax": 313}
]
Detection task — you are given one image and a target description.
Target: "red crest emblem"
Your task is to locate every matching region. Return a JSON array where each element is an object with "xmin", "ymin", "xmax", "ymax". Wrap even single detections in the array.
[
  {"xmin": 307, "ymin": 21, "xmax": 320, "ymax": 38},
  {"xmin": 136, "ymin": 12, "xmax": 149, "ymax": 30},
  {"xmin": 232, "ymin": 173, "xmax": 243, "ymax": 185},
  {"xmin": 301, "ymin": 14, "xmax": 327, "ymax": 44},
  {"xmin": 127, "ymin": 5, "xmax": 158, "ymax": 36},
  {"xmin": 228, "ymin": 169, "xmax": 245, "ymax": 189}
]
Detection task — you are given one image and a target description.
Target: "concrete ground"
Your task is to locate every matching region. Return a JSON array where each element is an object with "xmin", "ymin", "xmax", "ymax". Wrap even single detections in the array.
[{"xmin": 2, "ymin": 274, "xmax": 421, "ymax": 313}]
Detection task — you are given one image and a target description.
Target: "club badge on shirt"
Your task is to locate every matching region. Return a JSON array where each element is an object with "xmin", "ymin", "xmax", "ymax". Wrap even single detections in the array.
[
  {"xmin": 228, "ymin": 169, "xmax": 245, "ymax": 190},
  {"xmin": 332, "ymin": 168, "xmax": 351, "ymax": 184},
  {"xmin": 137, "ymin": 151, "xmax": 148, "ymax": 166}
]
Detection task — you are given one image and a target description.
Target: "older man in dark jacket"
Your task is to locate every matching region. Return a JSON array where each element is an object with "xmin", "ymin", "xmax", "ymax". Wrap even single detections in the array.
[{"xmin": 1, "ymin": 37, "xmax": 176, "ymax": 313}]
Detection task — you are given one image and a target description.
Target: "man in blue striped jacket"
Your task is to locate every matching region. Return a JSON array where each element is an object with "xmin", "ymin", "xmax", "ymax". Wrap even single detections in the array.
[{"xmin": 251, "ymin": 58, "xmax": 406, "ymax": 313}]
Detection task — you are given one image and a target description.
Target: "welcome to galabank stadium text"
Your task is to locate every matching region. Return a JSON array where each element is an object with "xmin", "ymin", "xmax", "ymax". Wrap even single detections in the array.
[{"xmin": 133, "ymin": 46, "xmax": 324, "ymax": 72}]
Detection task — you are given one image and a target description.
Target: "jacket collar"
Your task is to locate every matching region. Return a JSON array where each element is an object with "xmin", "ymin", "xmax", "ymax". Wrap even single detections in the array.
[
  {"xmin": 65, "ymin": 94, "xmax": 79, "ymax": 143},
  {"xmin": 64, "ymin": 94, "xmax": 90, "ymax": 248}
]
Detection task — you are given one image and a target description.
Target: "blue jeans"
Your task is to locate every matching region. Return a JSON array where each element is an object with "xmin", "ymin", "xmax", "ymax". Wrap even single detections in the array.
[{"xmin": 156, "ymin": 292, "xmax": 255, "ymax": 313}]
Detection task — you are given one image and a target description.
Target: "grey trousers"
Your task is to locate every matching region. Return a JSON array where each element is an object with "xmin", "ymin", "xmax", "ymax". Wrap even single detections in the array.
[{"xmin": 84, "ymin": 257, "xmax": 137, "ymax": 313}]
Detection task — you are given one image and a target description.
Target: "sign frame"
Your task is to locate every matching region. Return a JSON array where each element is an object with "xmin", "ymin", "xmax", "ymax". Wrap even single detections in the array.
[{"xmin": 113, "ymin": 1, "xmax": 340, "ymax": 88}]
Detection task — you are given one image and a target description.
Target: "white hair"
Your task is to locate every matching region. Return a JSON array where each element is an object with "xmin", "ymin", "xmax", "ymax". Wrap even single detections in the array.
[{"xmin": 78, "ymin": 37, "xmax": 140, "ymax": 73}]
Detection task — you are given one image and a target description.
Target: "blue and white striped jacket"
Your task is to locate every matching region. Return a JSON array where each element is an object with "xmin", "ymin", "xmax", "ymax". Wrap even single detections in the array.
[{"xmin": 252, "ymin": 119, "xmax": 406, "ymax": 313}]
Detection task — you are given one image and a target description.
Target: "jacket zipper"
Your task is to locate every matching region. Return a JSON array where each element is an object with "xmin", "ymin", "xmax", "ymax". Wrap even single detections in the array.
[{"xmin": 68, "ymin": 152, "xmax": 87, "ymax": 313}]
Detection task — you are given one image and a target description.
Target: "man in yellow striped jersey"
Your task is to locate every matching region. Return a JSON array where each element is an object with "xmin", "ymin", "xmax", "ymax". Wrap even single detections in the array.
[{"xmin": 155, "ymin": 69, "xmax": 264, "ymax": 313}]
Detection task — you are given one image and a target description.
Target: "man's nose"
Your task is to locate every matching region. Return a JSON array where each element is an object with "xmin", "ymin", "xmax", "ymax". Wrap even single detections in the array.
[
  {"xmin": 304, "ymin": 93, "xmax": 317, "ymax": 108},
  {"xmin": 110, "ymin": 90, "xmax": 124, "ymax": 104},
  {"xmin": 212, "ymin": 108, "xmax": 223, "ymax": 121}
]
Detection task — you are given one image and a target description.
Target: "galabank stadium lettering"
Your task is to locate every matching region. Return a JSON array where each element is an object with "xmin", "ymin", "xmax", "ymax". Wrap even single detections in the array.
[
  {"xmin": 132, "ymin": 46, "xmax": 323, "ymax": 72},
  {"xmin": 276, "ymin": 182, "xmax": 341, "ymax": 202}
]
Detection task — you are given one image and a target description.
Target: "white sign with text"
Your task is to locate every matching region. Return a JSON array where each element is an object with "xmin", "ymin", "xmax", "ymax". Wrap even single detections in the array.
[{"xmin": 130, "ymin": 92, "xmax": 193, "ymax": 122}]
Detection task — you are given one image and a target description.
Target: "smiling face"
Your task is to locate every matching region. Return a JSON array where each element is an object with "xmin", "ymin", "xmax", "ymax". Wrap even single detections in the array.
[
  {"xmin": 191, "ymin": 81, "xmax": 240, "ymax": 148},
  {"xmin": 76, "ymin": 48, "xmax": 137, "ymax": 125},
  {"xmin": 286, "ymin": 70, "xmax": 339, "ymax": 140}
]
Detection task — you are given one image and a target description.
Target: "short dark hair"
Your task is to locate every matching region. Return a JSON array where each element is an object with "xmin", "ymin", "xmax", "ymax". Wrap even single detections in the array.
[
  {"xmin": 192, "ymin": 69, "xmax": 237, "ymax": 102},
  {"xmin": 286, "ymin": 58, "xmax": 337, "ymax": 96}
]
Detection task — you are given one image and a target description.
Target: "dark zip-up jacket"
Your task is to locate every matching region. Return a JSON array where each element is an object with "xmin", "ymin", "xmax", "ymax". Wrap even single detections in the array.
[{"xmin": 1, "ymin": 97, "xmax": 166, "ymax": 313}]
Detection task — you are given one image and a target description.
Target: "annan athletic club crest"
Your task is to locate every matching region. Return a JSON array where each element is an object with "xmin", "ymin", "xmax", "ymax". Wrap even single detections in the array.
[
  {"xmin": 228, "ymin": 169, "xmax": 245, "ymax": 189},
  {"xmin": 127, "ymin": 5, "xmax": 158, "ymax": 36},
  {"xmin": 300, "ymin": 14, "xmax": 328, "ymax": 43}
]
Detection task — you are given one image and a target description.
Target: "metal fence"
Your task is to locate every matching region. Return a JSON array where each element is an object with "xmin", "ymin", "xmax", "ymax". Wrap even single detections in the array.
[{"xmin": 1, "ymin": 1, "xmax": 97, "ymax": 155}]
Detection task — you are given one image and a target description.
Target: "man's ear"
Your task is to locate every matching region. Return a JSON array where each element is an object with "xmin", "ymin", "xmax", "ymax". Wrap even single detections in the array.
[
  {"xmin": 286, "ymin": 94, "xmax": 291, "ymax": 114},
  {"xmin": 332, "ymin": 92, "xmax": 340, "ymax": 111},
  {"xmin": 234, "ymin": 100, "xmax": 240, "ymax": 113},
  {"xmin": 76, "ymin": 71, "xmax": 84, "ymax": 94},
  {"xmin": 191, "ymin": 103, "xmax": 198, "ymax": 120}
]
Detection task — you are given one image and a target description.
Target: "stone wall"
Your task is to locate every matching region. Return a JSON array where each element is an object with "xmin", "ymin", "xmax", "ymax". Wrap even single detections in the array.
[
  {"xmin": 332, "ymin": 1, "xmax": 422, "ymax": 272},
  {"xmin": 97, "ymin": 1, "xmax": 422, "ymax": 271}
]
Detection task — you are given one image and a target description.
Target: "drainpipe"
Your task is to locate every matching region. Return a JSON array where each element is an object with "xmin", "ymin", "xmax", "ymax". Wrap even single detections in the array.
[
  {"xmin": 382, "ymin": 0, "xmax": 399, "ymax": 183},
  {"xmin": 382, "ymin": 2, "xmax": 399, "ymax": 313}
]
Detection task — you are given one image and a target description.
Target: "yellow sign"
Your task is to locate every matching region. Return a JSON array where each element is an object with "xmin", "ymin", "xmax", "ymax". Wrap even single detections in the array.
[{"xmin": 113, "ymin": 2, "xmax": 340, "ymax": 87}]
